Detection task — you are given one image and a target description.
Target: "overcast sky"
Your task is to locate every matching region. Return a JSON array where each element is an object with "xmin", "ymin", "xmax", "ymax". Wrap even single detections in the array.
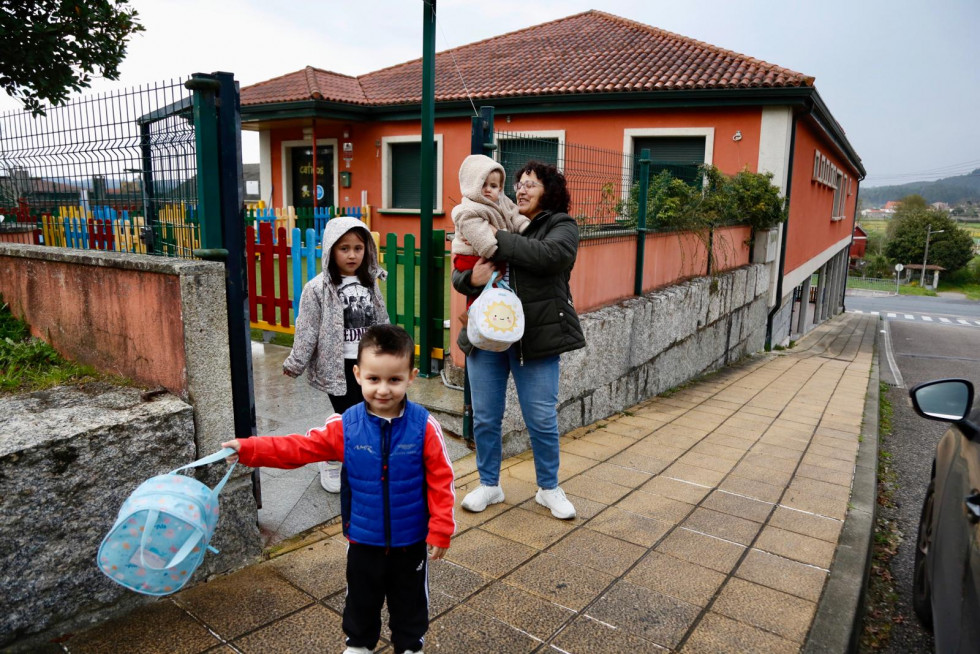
[{"xmin": 3, "ymin": 0, "xmax": 978, "ymax": 187}]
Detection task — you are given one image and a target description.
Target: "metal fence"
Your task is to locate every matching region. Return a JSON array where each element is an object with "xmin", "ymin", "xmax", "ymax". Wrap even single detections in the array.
[{"xmin": 0, "ymin": 79, "xmax": 200, "ymax": 257}]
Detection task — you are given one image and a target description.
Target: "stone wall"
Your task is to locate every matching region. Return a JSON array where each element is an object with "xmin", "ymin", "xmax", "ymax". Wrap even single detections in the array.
[
  {"xmin": 0, "ymin": 385, "xmax": 261, "ymax": 649},
  {"xmin": 439, "ymin": 264, "xmax": 770, "ymax": 460}
]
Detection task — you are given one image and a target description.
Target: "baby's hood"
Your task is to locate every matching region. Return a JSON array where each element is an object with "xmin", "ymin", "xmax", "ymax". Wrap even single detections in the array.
[
  {"xmin": 320, "ymin": 216, "xmax": 386, "ymax": 281},
  {"xmin": 458, "ymin": 154, "xmax": 507, "ymax": 205}
]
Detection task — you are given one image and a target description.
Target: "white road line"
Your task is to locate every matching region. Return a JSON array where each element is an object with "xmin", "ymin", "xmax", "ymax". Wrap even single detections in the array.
[
  {"xmin": 922, "ymin": 316, "xmax": 934, "ymax": 322},
  {"xmin": 975, "ymin": 321, "xmax": 980, "ymax": 327},
  {"xmin": 882, "ymin": 319, "xmax": 905, "ymax": 389},
  {"xmin": 958, "ymin": 319, "xmax": 970, "ymax": 325},
  {"xmin": 871, "ymin": 311, "xmax": 880, "ymax": 315},
  {"xmin": 887, "ymin": 313, "xmax": 897, "ymax": 318},
  {"xmin": 939, "ymin": 317, "xmax": 952, "ymax": 323},
  {"xmin": 852, "ymin": 310, "xmax": 863, "ymax": 314},
  {"xmin": 904, "ymin": 314, "xmax": 914, "ymax": 320}
]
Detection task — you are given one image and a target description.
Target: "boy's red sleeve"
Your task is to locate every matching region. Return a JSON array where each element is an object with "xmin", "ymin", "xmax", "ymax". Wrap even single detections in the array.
[
  {"xmin": 238, "ymin": 414, "xmax": 344, "ymax": 469},
  {"xmin": 422, "ymin": 416, "xmax": 456, "ymax": 549}
]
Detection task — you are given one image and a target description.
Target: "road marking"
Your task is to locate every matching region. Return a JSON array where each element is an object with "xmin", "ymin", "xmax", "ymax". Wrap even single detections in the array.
[
  {"xmin": 887, "ymin": 313, "xmax": 897, "ymax": 318},
  {"xmin": 975, "ymin": 321, "xmax": 980, "ymax": 327},
  {"xmin": 922, "ymin": 316, "xmax": 933, "ymax": 321},
  {"xmin": 939, "ymin": 317, "xmax": 951, "ymax": 323},
  {"xmin": 958, "ymin": 319, "xmax": 970, "ymax": 325},
  {"xmin": 852, "ymin": 310, "xmax": 863, "ymax": 314},
  {"xmin": 882, "ymin": 319, "xmax": 905, "ymax": 389},
  {"xmin": 871, "ymin": 311, "xmax": 880, "ymax": 315},
  {"xmin": 905, "ymin": 314, "xmax": 914, "ymax": 320}
]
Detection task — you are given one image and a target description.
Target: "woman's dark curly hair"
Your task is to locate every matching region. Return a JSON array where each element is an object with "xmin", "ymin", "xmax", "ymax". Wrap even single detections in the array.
[{"xmin": 514, "ymin": 160, "xmax": 570, "ymax": 214}]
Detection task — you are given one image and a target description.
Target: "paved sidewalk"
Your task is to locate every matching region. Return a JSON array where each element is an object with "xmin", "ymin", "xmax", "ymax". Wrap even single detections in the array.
[{"xmin": 62, "ymin": 312, "xmax": 878, "ymax": 653}]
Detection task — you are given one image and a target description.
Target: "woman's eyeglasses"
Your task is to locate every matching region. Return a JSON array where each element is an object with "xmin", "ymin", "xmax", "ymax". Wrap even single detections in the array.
[{"xmin": 513, "ymin": 180, "xmax": 542, "ymax": 192}]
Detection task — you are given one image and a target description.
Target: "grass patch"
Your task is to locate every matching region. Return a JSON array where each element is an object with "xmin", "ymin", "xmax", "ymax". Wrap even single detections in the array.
[
  {"xmin": 0, "ymin": 298, "xmax": 115, "ymax": 394},
  {"xmin": 861, "ymin": 382, "xmax": 902, "ymax": 651}
]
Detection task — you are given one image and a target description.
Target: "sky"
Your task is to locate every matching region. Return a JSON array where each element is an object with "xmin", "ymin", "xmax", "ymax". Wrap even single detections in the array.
[{"xmin": 3, "ymin": 0, "xmax": 978, "ymax": 187}]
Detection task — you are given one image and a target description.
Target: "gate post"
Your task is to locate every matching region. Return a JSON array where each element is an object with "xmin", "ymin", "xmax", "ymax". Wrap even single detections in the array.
[
  {"xmin": 186, "ymin": 74, "xmax": 223, "ymax": 250},
  {"xmin": 634, "ymin": 148, "xmax": 651, "ymax": 296}
]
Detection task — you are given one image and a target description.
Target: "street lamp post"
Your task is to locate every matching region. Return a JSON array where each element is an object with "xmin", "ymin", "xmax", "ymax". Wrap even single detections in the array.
[{"xmin": 920, "ymin": 224, "xmax": 944, "ymax": 288}]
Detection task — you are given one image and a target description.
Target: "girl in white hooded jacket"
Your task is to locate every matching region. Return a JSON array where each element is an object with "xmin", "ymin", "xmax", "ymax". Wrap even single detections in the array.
[{"xmin": 282, "ymin": 216, "xmax": 389, "ymax": 492}]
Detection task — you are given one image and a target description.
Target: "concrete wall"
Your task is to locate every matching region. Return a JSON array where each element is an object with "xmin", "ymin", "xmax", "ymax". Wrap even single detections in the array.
[
  {"xmin": 438, "ymin": 263, "xmax": 770, "ymax": 458},
  {"xmin": 0, "ymin": 385, "xmax": 261, "ymax": 649},
  {"xmin": 0, "ymin": 244, "xmax": 263, "ymax": 649}
]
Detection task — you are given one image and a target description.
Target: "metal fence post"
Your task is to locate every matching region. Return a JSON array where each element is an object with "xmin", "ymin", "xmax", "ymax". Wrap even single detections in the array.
[
  {"xmin": 634, "ymin": 148, "xmax": 650, "ymax": 296},
  {"xmin": 186, "ymin": 74, "xmax": 222, "ymax": 251},
  {"xmin": 418, "ymin": 0, "xmax": 437, "ymax": 377}
]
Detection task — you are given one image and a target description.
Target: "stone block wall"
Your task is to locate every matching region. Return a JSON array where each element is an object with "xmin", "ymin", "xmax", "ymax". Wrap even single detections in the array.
[{"xmin": 486, "ymin": 264, "xmax": 770, "ymax": 460}]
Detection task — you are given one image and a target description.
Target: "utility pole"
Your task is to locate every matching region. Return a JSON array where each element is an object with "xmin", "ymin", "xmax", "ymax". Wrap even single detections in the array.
[{"xmin": 920, "ymin": 224, "xmax": 944, "ymax": 288}]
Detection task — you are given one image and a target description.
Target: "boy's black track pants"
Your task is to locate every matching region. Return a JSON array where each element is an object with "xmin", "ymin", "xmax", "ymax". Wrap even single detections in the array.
[{"xmin": 343, "ymin": 541, "xmax": 428, "ymax": 654}]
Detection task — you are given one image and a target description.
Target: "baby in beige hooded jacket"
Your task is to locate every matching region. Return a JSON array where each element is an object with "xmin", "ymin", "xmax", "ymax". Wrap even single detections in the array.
[{"xmin": 451, "ymin": 154, "xmax": 530, "ymax": 261}]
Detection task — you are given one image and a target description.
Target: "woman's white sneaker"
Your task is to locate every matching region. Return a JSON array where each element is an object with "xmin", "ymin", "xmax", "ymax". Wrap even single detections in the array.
[
  {"xmin": 535, "ymin": 487, "xmax": 576, "ymax": 519},
  {"xmin": 461, "ymin": 484, "xmax": 505, "ymax": 512}
]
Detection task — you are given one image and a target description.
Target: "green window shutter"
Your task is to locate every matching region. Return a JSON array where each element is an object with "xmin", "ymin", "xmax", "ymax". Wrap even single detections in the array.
[
  {"xmin": 498, "ymin": 137, "xmax": 559, "ymax": 200},
  {"xmin": 391, "ymin": 142, "xmax": 437, "ymax": 210},
  {"xmin": 633, "ymin": 137, "xmax": 705, "ymax": 187}
]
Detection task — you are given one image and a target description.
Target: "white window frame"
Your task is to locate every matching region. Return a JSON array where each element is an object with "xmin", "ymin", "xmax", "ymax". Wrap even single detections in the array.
[
  {"xmin": 380, "ymin": 134, "xmax": 444, "ymax": 213},
  {"xmin": 622, "ymin": 127, "xmax": 715, "ymax": 200},
  {"xmin": 280, "ymin": 138, "xmax": 339, "ymax": 208},
  {"xmin": 493, "ymin": 130, "xmax": 566, "ymax": 172}
]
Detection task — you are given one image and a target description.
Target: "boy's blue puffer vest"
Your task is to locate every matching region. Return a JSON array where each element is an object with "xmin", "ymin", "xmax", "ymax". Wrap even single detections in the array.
[{"xmin": 340, "ymin": 401, "xmax": 430, "ymax": 547}]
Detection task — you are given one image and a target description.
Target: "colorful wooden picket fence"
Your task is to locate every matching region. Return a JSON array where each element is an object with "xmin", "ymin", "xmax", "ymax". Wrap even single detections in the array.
[
  {"xmin": 245, "ymin": 205, "xmax": 370, "ymax": 248},
  {"xmin": 245, "ymin": 219, "xmax": 447, "ymax": 360}
]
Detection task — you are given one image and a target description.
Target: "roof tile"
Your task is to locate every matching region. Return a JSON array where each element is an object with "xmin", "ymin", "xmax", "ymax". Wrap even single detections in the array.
[{"xmin": 241, "ymin": 10, "xmax": 813, "ymax": 107}]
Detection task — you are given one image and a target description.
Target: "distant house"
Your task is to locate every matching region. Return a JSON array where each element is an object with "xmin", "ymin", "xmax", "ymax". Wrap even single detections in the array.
[
  {"xmin": 239, "ymin": 9, "xmax": 864, "ymax": 347},
  {"xmin": 884, "ymin": 200, "xmax": 902, "ymax": 212},
  {"xmin": 849, "ymin": 224, "xmax": 868, "ymax": 260}
]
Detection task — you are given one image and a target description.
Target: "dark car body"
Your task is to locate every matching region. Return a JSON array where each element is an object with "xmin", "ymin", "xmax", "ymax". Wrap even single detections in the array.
[{"xmin": 910, "ymin": 378, "xmax": 980, "ymax": 652}]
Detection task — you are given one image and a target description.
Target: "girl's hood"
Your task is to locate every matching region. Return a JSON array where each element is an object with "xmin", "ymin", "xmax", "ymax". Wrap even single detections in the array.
[{"xmin": 320, "ymin": 216, "xmax": 386, "ymax": 280}]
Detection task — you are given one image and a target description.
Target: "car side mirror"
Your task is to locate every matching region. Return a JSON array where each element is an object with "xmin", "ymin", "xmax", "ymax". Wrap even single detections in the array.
[{"xmin": 910, "ymin": 379, "xmax": 974, "ymax": 422}]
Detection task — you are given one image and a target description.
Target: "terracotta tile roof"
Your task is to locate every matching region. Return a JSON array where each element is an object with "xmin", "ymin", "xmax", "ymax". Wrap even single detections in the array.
[{"xmin": 241, "ymin": 10, "xmax": 813, "ymax": 107}]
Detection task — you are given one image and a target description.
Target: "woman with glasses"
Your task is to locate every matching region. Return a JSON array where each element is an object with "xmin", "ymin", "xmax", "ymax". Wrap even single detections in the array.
[{"xmin": 453, "ymin": 160, "xmax": 586, "ymax": 520}]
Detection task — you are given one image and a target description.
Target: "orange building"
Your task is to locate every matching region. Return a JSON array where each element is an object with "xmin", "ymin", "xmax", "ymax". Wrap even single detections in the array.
[{"xmin": 240, "ymin": 10, "xmax": 864, "ymax": 346}]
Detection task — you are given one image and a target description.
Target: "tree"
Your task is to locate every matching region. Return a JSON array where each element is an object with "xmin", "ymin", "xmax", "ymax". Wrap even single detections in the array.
[
  {"xmin": 0, "ymin": 0, "xmax": 144, "ymax": 116},
  {"xmin": 884, "ymin": 195, "xmax": 975, "ymax": 275}
]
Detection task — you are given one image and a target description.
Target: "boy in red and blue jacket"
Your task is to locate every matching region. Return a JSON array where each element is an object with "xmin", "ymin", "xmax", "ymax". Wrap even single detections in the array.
[{"xmin": 223, "ymin": 325, "xmax": 455, "ymax": 654}]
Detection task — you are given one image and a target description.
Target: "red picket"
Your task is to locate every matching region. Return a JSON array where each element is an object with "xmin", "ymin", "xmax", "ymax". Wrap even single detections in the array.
[
  {"xmin": 257, "ymin": 222, "xmax": 275, "ymax": 323},
  {"xmin": 275, "ymin": 226, "xmax": 291, "ymax": 328},
  {"xmin": 246, "ymin": 225, "xmax": 258, "ymax": 322}
]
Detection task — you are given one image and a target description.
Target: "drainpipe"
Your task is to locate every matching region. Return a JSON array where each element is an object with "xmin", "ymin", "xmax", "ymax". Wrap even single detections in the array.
[
  {"xmin": 311, "ymin": 118, "xmax": 318, "ymax": 210},
  {"xmin": 765, "ymin": 111, "xmax": 798, "ymax": 348}
]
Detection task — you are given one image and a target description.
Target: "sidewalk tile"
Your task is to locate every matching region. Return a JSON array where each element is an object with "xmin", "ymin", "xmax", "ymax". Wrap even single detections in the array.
[
  {"xmin": 264, "ymin": 535, "xmax": 348, "ymax": 599},
  {"xmin": 700, "ymin": 490, "xmax": 773, "ymax": 523},
  {"xmin": 750, "ymin": 442, "xmax": 805, "ymax": 461},
  {"xmin": 175, "ymin": 566, "xmax": 313, "ymax": 640},
  {"xmin": 683, "ymin": 507, "xmax": 764, "ymax": 546},
  {"xmin": 551, "ymin": 615, "xmax": 668, "ymax": 653},
  {"xmin": 718, "ymin": 475, "xmax": 785, "ymax": 503},
  {"xmin": 426, "ymin": 605, "xmax": 539, "ymax": 653},
  {"xmin": 588, "ymin": 506, "xmax": 673, "ymax": 547},
  {"xmin": 63, "ymin": 598, "xmax": 220, "ymax": 654},
  {"xmin": 560, "ymin": 437, "xmax": 625, "ymax": 461},
  {"xmin": 607, "ymin": 450, "xmax": 672, "ymax": 475},
  {"xmin": 736, "ymin": 548, "xmax": 827, "ymax": 602},
  {"xmin": 800, "ymin": 453, "xmax": 855, "ymax": 474},
  {"xmin": 481, "ymin": 507, "xmax": 576, "ymax": 549},
  {"xmin": 712, "ymin": 578, "xmax": 816, "ymax": 643},
  {"xmin": 732, "ymin": 462, "xmax": 793, "ymax": 486},
  {"xmin": 788, "ymin": 476, "xmax": 852, "ymax": 502},
  {"xmin": 641, "ymin": 476, "xmax": 712, "ymax": 504},
  {"xmin": 768, "ymin": 506, "xmax": 843, "ymax": 543},
  {"xmin": 581, "ymin": 461, "xmax": 654, "ymax": 488},
  {"xmin": 630, "ymin": 438, "xmax": 689, "ymax": 461},
  {"xmin": 445, "ymin": 528, "xmax": 537, "ymax": 578},
  {"xmin": 742, "ymin": 453, "xmax": 797, "ymax": 473},
  {"xmin": 506, "ymin": 552, "xmax": 615, "ymax": 611},
  {"xmin": 617, "ymin": 489, "xmax": 697, "ymax": 524},
  {"xmin": 661, "ymin": 462, "xmax": 727, "ymax": 486},
  {"xmin": 625, "ymin": 551, "xmax": 726, "ymax": 607},
  {"xmin": 587, "ymin": 580, "xmax": 700, "ymax": 648},
  {"xmin": 702, "ymin": 433, "xmax": 757, "ymax": 451},
  {"xmin": 580, "ymin": 429, "xmax": 638, "ymax": 451},
  {"xmin": 808, "ymin": 442, "xmax": 857, "ymax": 462},
  {"xmin": 681, "ymin": 611, "xmax": 799, "ymax": 653},
  {"xmin": 602, "ymin": 419, "xmax": 660, "ymax": 440},
  {"xmin": 690, "ymin": 441, "xmax": 746, "ymax": 462},
  {"xmin": 677, "ymin": 452, "xmax": 737, "ymax": 474},
  {"xmin": 561, "ymin": 473, "xmax": 633, "ymax": 504},
  {"xmin": 547, "ymin": 528, "xmax": 647, "ymax": 576},
  {"xmin": 780, "ymin": 488, "xmax": 849, "ymax": 520},
  {"xmin": 673, "ymin": 412, "xmax": 728, "ymax": 431},
  {"xmin": 498, "ymin": 475, "xmax": 539, "ymax": 506},
  {"xmin": 754, "ymin": 525, "xmax": 836, "ymax": 568},
  {"xmin": 429, "ymin": 558, "xmax": 493, "ymax": 603},
  {"xmin": 520, "ymin": 492, "xmax": 607, "ymax": 521},
  {"xmin": 464, "ymin": 581, "xmax": 574, "ymax": 641},
  {"xmin": 232, "ymin": 604, "xmax": 342, "ymax": 653},
  {"xmin": 656, "ymin": 528, "xmax": 746, "ymax": 574}
]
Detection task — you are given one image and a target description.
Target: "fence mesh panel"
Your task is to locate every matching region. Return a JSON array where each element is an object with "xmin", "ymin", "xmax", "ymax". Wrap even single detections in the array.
[{"xmin": 0, "ymin": 79, "xmax": 199, "ymax": 257}]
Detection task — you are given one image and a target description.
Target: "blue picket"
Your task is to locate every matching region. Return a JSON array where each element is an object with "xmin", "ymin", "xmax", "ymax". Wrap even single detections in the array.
[{"xmin": 290, "ymin": 227, "xmax": 320, "ymax": 318}]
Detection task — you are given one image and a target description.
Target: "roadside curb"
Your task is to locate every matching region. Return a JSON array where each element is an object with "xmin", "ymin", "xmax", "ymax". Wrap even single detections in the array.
[{"xmin": 804, "ymin": 320, "xmax": 881, "ymax": 653}]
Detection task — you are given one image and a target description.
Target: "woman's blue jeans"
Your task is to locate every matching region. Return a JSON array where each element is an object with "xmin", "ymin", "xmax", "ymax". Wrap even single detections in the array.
[{"xmin": 466, "ymin": 346, "xmax": 561, "ymax": 489}]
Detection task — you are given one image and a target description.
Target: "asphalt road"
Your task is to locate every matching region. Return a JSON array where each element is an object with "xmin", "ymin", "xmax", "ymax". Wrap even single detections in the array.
[
  {"xmin": 877, "ymin": 317, "xmax": 980, "ymax": 653},
  {"xmin": 846, "ymin": 293, "xmax": 980, "ymax": 320}
]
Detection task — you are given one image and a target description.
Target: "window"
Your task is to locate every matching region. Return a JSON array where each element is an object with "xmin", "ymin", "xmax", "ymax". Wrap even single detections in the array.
[
  {"xmin": 812, "ymin": 148, "xmax": 849, "ymax": 221},
  {"xmin": 381, "ymin": 135, "xmax": 443, "ymax": 212},
  {"xmin": 496, "ymin": 132, "xmax": 563, "ymax": 200},
  {"xmin": 623, "ymin": 128, "xmax": 714, "ymax": 190}
]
